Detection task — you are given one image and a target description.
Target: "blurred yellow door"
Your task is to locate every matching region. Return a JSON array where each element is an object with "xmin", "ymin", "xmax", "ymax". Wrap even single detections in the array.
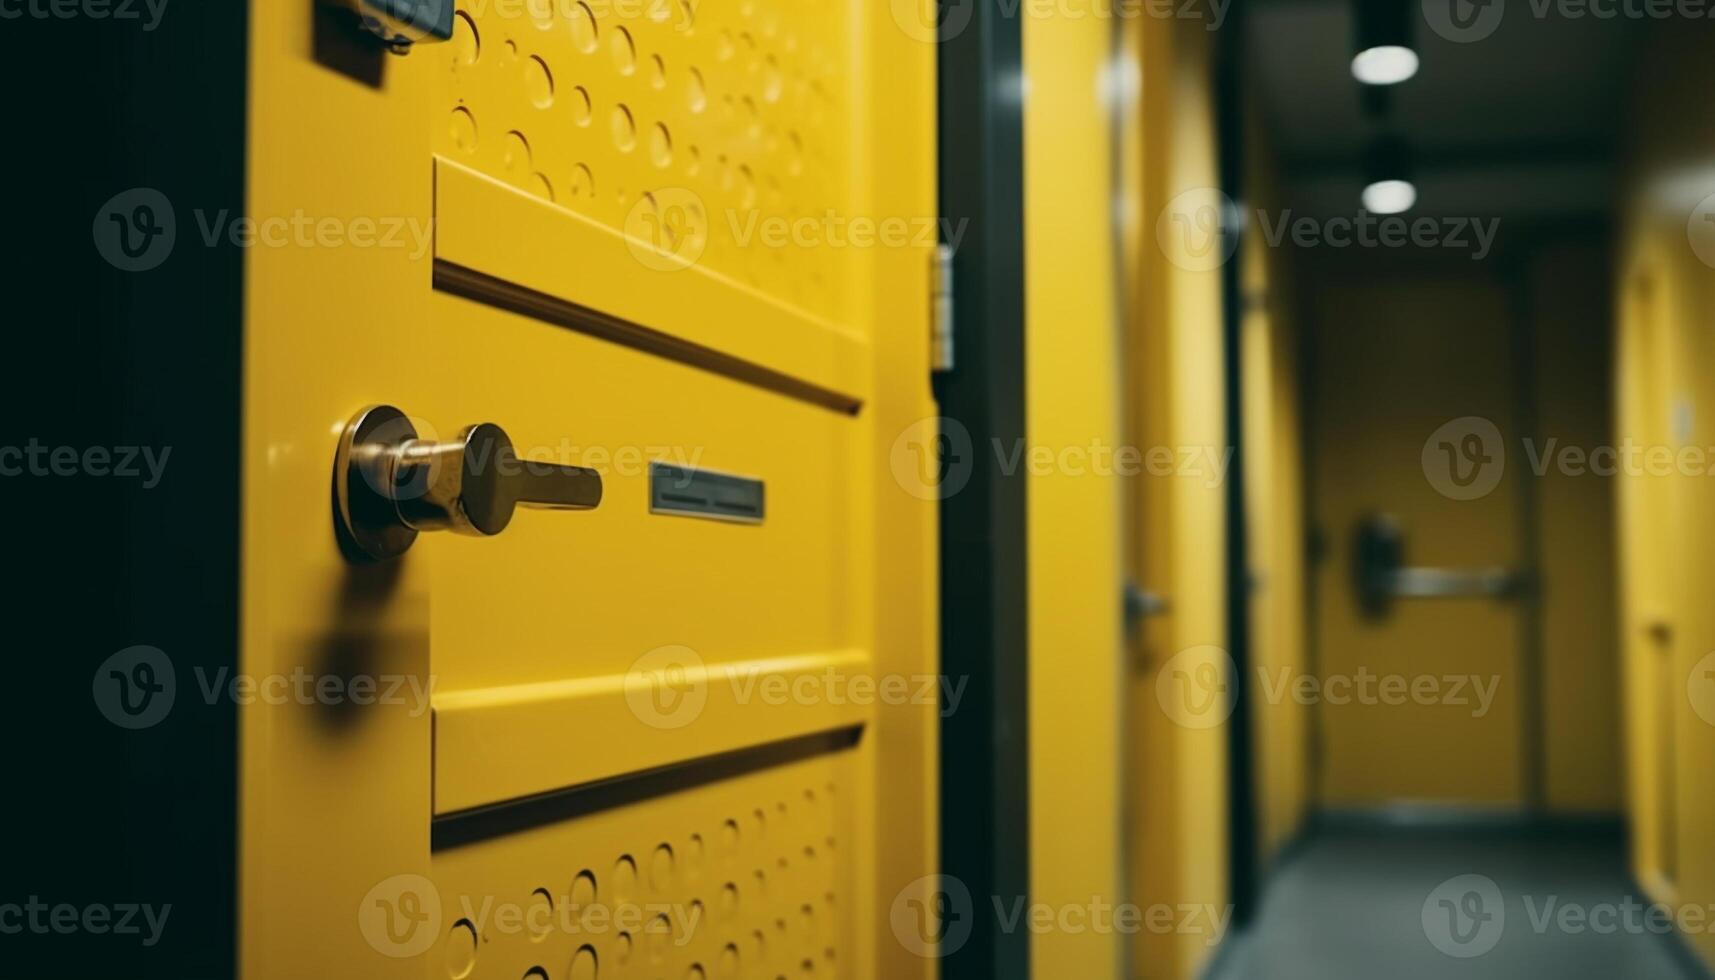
[
  {"xmin": 239, "ymin": 3, "xmax": 936, "ymax": 978},
  {"xmin": 1308, "ymin": 278, "xmax": 1528, "ymax": 809},
  {"xmin": 1125, "ymin": 17, "xmax": 1232, "ymax": 980}
]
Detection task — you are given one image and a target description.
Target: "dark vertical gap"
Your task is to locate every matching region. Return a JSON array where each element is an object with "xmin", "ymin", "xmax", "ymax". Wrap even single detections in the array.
[
  {"xmin": 936, "ymin": 0, "xmax": 1029, "ymax": 975},
  {"xmin": 0, "ymin": 6, "xmax": 248, "ymax": 978},
  {"xmin": 1215, "ymin": 0, "xmax": 1261, "ymax": 930}
]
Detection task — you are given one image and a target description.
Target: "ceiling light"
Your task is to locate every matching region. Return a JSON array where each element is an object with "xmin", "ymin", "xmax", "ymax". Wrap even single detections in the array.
[
  {"xmin": 1352, "ymin": 2, "xmax": 1417, "ymax": 86},
  {"xmin": 1352, "ymin": 46, "xmax": 1419, "ymax": 86},
  {"xmin": 1361, "ymin": 179, "xmax": 1418, "ymax": 215},
  {"xmin": 1362, "ymin": 136, "xmax": 1417, "ymax": 214}
]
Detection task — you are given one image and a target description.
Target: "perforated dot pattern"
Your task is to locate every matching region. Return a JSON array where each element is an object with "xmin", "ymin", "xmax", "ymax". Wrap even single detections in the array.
[
  {"xmin": 436, "ymin": 0, "xmax": 853, "ymax": 324},
  {"xmin": 430, "ymin": 749, "xmax": 853, "ymax": 979}
]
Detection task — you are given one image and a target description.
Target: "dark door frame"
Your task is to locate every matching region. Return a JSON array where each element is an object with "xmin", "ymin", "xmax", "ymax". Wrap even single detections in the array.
[
  {"xmin": 1214, "ymin": 2, "xmax": 1263, "ymax": 931},
  {"xmin": 936, "ymin": 0, "xmax": 1030, "ymax": 976}
]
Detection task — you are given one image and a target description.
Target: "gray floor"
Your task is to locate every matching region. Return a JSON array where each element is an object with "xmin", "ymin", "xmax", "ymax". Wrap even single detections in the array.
[{"xmin": 1210, "ymin": 829, "xmax": 1702, "ymax": 980}]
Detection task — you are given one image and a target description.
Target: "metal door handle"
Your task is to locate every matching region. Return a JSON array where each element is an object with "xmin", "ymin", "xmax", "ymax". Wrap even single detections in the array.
[
  {"xmin": 1353, "ymin": 513, "xmax": 1529, "ymax": 618},
  {"xmin": 1378, "ymin": 566, "xmax": 1528, "ymax": 599},
  {"xmin": 335, "ymin": 405, "xmax": 602, "ymax": 561}
]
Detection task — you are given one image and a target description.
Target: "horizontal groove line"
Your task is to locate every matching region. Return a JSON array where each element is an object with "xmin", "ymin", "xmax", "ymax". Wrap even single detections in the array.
[
  {"xmin": 434, "ymin": 260, "xmax": 863, "ymax": 416},
  {"xmin": 431, "ymin": 726, "xmax": 864, "ymax": 851}
]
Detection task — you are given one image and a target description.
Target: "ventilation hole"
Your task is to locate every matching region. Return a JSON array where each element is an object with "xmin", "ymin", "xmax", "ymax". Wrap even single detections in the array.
[
  {"xmin": 719, "ymin": 882, "xmax": 739, "ymax": 919},
  {"xmin": 570, "ymin": 945, "xmax": 598, "ymax": 980},
  {"xmin": 611, "ymin": 104, "xmax": 637, "ymax": 151},
  {"xmin": 447, "ymin": 919, "xmax": 479, "ymax": 980},
  {"xmin": 571, "ymin": 870, "xmax": 598, "ymax": 909},
  {"xmin": 650, "ymin": 123, "xmax": 674, "ymax": 169},
  {"xmin": 502, "ymin": 130, "xmax": 532, "ymax": 173},
  {"xmin": 647, "ymin": 913, "xmax": 672, "ymax": 963},
  {"xmin": 525, "ymin": 55, "xmax": 554, "ymax": 107},
  {"xmin": 449, "ymin": 107, "xmax": 479, "ymax": 152},
  {"xmin": 570, "ymin": 1, "xmax": 598, "ymax": 52},
  {"xmin": 611, "ymin": 27, "xmax": 636, "ymax": 75},
  {"xmin": 452, "ymin": 10, "xmax": 480, "ymax": 65},
  {"xmin": 612, "ymin": 854, "xmax": 639, "ymax": 905},
  {"xmin": 688, "ymin": 68, "xmax": 707, "ymax": 113},
  {"xmin": 650, "ymin": 842, "xmax": 677, "ymax": 891},
  {"xmin": 568, "ymin": 163, "xmax": 595, "ymax": 201}
]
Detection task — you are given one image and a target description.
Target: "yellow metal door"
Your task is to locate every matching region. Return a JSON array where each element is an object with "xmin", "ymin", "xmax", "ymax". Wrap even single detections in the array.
[
  {"xmin": 1125, "ymin": 17, "xmax": 1232, "ymax": 980},
  {"xmin": 239, "ymin": 3, "xmax": 936, "ymax": 978},
  {"xmin": 1307, "ymin": 278, "xmax": 1527, "ymax": 809}
]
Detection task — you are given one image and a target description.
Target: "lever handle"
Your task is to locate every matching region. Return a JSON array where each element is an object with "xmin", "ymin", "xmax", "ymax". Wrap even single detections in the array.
[{"xmin": 335, "ymin": 405, "xmax": 602, "ymax": 561}]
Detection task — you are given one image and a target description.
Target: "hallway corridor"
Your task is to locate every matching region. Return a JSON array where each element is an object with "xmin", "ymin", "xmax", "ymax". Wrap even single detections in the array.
[{"xmin": 1215, "ymin": 829, "xmax": 1701, "ymax": 980}]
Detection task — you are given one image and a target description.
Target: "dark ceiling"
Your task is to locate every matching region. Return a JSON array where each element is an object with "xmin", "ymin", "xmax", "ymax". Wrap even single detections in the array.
[{"xmin": 1242, "ymin": 0, "xmax": 1643, "ymax": 220}]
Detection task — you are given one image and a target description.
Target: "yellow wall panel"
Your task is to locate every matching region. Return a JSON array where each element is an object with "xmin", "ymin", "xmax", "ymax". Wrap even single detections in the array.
[
  {"xmin": 1024, "ymin": 3, "xmax": 1125, "ymax": 978},
  {"xmin": 1616, "ymin": 22, "xmax": 1715, "ymax": 971}
]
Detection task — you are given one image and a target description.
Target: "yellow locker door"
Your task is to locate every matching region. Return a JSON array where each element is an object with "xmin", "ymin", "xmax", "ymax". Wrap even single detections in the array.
[{"xmin": 239, "ymin": 3, "xmax": 935, "ymax": 978}]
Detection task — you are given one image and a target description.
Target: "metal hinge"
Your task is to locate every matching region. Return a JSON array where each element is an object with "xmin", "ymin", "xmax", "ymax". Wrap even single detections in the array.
[{"xmin": 930, "ymin": 244, "xmax": 955, "ymax": 374}]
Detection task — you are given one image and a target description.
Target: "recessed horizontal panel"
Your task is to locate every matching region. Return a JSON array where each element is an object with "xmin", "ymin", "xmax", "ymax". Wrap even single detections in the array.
[{"xmin": 434, "ymin": 157, "xmax": 868, "ymax": 410}]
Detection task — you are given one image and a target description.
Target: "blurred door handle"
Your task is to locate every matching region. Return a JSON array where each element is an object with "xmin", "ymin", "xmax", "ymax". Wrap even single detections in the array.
[
  {"xmin": 1354, "ymin": 513, "xmax": 1529, "ymax": 618},
  {"xmin": 1125, "ymin": 581, "xmax": 1169, "ymax": 627},
  {"xmin": 1381, "ymin": 566, "xmax": 1528, "ymax": 599}
]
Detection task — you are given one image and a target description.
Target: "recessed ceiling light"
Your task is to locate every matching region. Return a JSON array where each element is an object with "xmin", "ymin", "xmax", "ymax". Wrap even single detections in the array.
[
  {"xmin": 1362, "ymin": 179, "xmax": 1418, "ymax": 215},
  {"xmin": 1352, "ymin": 45, "xmax": 1420, "ymax": 86},
  {"xmin": 1353, "ymin": 3, "xmax": 1417, "ymax": 86}
]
